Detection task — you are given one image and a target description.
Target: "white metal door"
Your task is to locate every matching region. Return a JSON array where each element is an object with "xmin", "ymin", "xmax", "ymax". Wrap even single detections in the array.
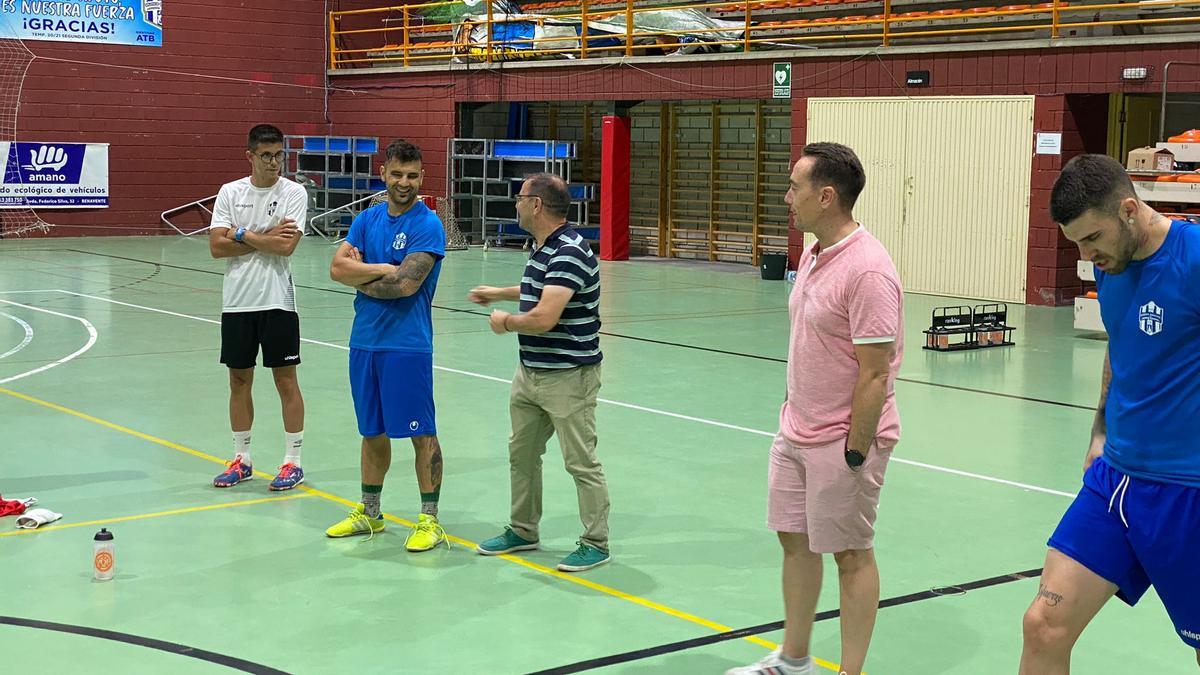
[{"xmin": 807, "ymin": 96, "xmax": 1034, "ymax": 303}]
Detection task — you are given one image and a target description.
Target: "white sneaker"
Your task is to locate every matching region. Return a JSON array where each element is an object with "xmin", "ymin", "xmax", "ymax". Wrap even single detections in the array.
[{"xmin": 725, "ymin": 648, "xmax": 815, "ymax": 675}]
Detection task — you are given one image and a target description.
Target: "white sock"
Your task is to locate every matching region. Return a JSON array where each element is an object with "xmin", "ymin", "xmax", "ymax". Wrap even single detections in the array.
[
  {"xmin": 284, "ymin": 431, "xmax": 303, "ymax": 467},
  {"xmin": 233, "ymin": 430, "xmax": 252, "ymax": 465},
  {"xmin": 780, "ymin": 653, "xmax": 811, "ymax": 669}
]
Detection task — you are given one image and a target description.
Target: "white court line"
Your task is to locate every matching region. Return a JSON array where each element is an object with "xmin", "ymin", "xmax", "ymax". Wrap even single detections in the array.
[
  {"xmin": 0, "ymin": 312, "xmax": 33, "ymax": 360},
  {"xmin": 42, "ymin": 289, "xmax": 1075, "ymax": 499},
  {"xmin": 0, "ymin": 299, "xmax": 97, "ymax": 385}
]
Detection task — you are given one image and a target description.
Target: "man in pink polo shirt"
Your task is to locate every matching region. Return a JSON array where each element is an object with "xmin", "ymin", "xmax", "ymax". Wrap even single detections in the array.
[{"xmin": 729, "ymin": 143, "xmax": 903, "ymax": 675}]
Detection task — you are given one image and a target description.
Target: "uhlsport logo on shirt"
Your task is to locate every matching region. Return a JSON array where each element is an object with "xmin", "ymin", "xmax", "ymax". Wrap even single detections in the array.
[
  {"xmin": 393, "ymin": 232, "xmax": 407, "ymax": 250},
  {"xmin": 1138, "ymin": 300, "xmax": 1163, "ymax": 336},
  {"xmin": 409, "ymin": 420, "xmax": 420, "ymax": 431}
]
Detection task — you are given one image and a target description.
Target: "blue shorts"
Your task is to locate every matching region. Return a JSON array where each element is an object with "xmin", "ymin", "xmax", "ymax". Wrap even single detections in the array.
[
  {"xmin": 349, "ymin": 349, "xmax": 436, "ymax": 439},
  {"xmin": 1048, "ymin": 456, "xmax": 1200, "ymax": 648}
]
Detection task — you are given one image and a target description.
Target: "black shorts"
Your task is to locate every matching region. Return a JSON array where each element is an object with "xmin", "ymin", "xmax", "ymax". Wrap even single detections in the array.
[{"xmin": 220, "ymin": 310, "xmax": 301, "ymax": 369}]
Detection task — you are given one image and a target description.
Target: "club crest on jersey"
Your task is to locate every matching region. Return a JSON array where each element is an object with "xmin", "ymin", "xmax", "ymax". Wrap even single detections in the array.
[
  {"xmin": 393, "ymin": 232, "xmax": 407, "ymax": 250},
  {"xmin": 1138, "ymin": 300, "xmax": 1163, "ymax": 336}
]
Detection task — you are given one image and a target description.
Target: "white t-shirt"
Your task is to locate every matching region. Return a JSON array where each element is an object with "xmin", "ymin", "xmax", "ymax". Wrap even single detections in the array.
[{"xmin": 210, "ymin": 176, "xmax": 308, "ymax": 313}]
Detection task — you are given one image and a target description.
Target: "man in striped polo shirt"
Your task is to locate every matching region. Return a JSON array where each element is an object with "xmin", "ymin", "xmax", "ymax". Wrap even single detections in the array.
[{"xmin": 467, "ymin": 173, "xmax": 611, "ymax": 573}]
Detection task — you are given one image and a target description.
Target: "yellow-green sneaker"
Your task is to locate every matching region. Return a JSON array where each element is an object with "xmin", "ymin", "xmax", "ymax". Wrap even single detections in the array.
[
  {"xmin": 405, "ymin": 513, "xmax": 447, "ymax": 552},
  {"xmin": 325, "ymin": 504, "xmax": 385, "ymax": 539}
]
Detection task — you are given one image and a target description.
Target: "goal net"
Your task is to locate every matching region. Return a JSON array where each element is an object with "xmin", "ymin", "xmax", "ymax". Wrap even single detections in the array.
[{"xmin": 0, "ymin": 31, "xmax": 49, "ymax": 238}]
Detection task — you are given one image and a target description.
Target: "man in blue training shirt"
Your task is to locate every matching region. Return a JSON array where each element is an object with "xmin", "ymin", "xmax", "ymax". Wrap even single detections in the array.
[
  {"xmin": 324, "ymin": 139, "xmax": 448, "ymax": 553},
  {"xmin": 1021, "ymin": 153, "xmax": 1200, "ymax": 672}
]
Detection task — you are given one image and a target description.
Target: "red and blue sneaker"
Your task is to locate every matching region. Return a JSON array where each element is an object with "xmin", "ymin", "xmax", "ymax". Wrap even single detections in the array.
[
  {"xmin": 213, "ymin": 456, "xmax": 253, "ymax": 488},
  {"xmin": 269, "ymin": 463, "xmax": 304, "ymax": 491}
]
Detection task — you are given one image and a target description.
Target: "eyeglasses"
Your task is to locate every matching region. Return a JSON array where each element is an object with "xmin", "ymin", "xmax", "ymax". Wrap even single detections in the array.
[
  {"xmin": 255, "ymin": 151, "xmax": 285, "ymax": 164},
  {"xmin": 515, "ymin": 193, "xmax": 540, "ymax": 203}
]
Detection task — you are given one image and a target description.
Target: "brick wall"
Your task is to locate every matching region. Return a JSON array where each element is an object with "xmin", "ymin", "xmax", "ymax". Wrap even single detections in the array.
[
  {"xmin": 324, "ymin": 71, "xmax": 456, "ymax": 198},
  {"xmin": 19, "ymin": 0, "xmax": 329, "ymax": 236}
]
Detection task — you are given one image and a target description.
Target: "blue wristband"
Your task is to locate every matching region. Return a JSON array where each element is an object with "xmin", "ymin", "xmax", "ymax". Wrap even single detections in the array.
[{"xmin": 234, "ymin": 227, "xmax": 246, "ymax": 243}]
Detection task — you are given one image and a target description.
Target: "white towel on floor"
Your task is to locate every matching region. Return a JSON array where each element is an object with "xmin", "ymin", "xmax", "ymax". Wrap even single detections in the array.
[{"xmin": 15, "ymin": 508, "xmax": 62, "ymax": 529}]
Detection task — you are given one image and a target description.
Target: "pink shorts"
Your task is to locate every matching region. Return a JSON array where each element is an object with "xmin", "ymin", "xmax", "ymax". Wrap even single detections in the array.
[{"xmin": 767, "ymin": 432, "xmax": 893, "ymax": 553}]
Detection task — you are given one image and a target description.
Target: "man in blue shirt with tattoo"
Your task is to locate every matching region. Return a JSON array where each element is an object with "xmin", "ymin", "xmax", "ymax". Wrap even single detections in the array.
[
  {"xmin": 325, "ymin": 139, "xmax": 448, "ymax": 554},
  {"xmin": 1021, "ymin": 153, "xmax": 1200, "ymax": 673}
]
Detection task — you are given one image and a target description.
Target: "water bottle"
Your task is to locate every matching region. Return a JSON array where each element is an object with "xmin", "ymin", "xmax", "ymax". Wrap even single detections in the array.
[{"xmin": 93, "ymin": 528, "xmax": 115, "ymax": 581}]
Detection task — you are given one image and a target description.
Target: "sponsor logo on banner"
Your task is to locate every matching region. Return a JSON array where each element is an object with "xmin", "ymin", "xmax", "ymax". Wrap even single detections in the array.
[
  {"xmin": 1, "ymin": 0, "xmax": 163, "ymax": 47},
  {"xmin": 143, "ymin": 0, "xmax": 162, "ymax": 27},
  {"xmin": 13, "ymin": 144, "xmax": 85, "ymax": 183},
  {"xmin": 0, "ymin": 142, "xmax": 108, "ymax": 208}
]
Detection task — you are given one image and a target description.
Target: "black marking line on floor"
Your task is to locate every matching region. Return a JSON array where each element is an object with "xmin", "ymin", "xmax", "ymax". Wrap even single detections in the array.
[
  {"xmin": 527, "ymin": 568, "xmax": 1044, "ymax": 674},
  {"xmin": 0, "ymin": 615, "xmax": 291, "ymax": 674},
  {"xmin": 61, "ymin": 251, "xmax": 1093, "ymax": 411}
]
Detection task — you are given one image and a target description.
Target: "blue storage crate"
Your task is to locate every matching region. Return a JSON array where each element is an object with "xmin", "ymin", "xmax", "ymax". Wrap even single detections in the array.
[
  {"xmin": 355, "ymin": 138, "xmax": 378, "ymax": 154},
  {"xmin": 493, "ymin": 140, "xmax": 574, "ymax": 160},
  {"xmin": 369, "ymin": 178, "xmax": 386, "ymax": 191},
  {"xmin": 302, "ymin": 137, "xmax": 352, "ymax": 153}
]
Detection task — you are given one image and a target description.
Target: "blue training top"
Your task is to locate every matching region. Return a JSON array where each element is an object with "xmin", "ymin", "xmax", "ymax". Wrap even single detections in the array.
[
  {"xmin": 344, "ymin": 202, "xmax": 445, "ymax": 353},
  {"xmin": 1097, "ymin": 219, "xmax": 1200, "ymax": 487}
]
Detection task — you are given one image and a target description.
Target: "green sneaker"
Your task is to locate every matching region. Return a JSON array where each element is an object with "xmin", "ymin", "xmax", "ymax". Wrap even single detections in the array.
[
  {"xmin": 405, "ymin": 513, "xmax": 448, "ymax": 552},
  {"xmin": 557, "ymin": 541, "xmax": 610, "ymax": 572},
  {"xmin": 476, "ymin": 526, "xmax": 539, "ymax": 555},
  {"xmin": 325, "ymin": 504, "xmax": 385, "ymax": 539}
]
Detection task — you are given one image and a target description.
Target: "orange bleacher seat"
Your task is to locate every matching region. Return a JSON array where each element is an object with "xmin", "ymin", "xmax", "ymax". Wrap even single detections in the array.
[
  {"xmin": 999, "ymin": 4, "xmax": 1033, "ymax": 10},
  {"xmin": 412, "ymin": 41, "xmax": 452, "ymax": 51}
]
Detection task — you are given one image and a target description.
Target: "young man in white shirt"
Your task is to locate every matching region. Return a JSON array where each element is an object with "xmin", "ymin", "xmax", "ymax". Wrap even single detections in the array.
[{"xmin": 208, "ymin": 124, "xmax": 309, "ymax": 491}]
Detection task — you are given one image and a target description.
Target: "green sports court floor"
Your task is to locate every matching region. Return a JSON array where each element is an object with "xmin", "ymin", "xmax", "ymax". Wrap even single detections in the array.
[{"xmin": 0, "ymin": 236, "xmax": 1191, "ymax": 674}]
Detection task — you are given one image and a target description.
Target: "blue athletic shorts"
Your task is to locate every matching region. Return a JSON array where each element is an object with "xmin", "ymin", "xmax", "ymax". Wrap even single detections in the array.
[
  {"xmin": 349, "ymin": 349, "xmax": 436, "ymax": 439},
  {"xmin": 1048, "ymin": 456, "xmax": 1200, "ymax": 648}
]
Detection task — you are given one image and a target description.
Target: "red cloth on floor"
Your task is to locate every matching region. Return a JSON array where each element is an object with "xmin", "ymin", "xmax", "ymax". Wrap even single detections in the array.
[{"xmin": 0, "ymin": 495, "xmax": 28, "ymax": 517}]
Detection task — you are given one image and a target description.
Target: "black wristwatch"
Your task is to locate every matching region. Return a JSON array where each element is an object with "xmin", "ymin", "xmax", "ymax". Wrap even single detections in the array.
[{"xmin": 844, "ymin": 448, "xmax": 866, "ymax": 470}]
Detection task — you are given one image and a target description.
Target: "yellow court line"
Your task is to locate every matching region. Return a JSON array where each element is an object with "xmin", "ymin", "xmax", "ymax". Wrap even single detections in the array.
[
  {"xmin": 0, "ymin": 494, "xmax": 312, "ymax": 538},
  {"xmin": 0, "ymin": 385, "xmax": 845, "ymax": 672}
]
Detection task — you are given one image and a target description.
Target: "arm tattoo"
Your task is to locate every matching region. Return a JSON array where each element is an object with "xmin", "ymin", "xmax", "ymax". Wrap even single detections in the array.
[
  {"xmin": 360, "ymin": 252, "xmax": 435, "ymax": 299},
  {"xmin": 1036, "ymin": 584, "xmax": 1064, "ymax": 607}
]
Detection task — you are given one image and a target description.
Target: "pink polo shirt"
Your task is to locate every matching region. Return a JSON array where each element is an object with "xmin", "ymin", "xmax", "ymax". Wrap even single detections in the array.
[{"xmin": 779, "ymin": 226, "xmax": 903, "ymax": 447}]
